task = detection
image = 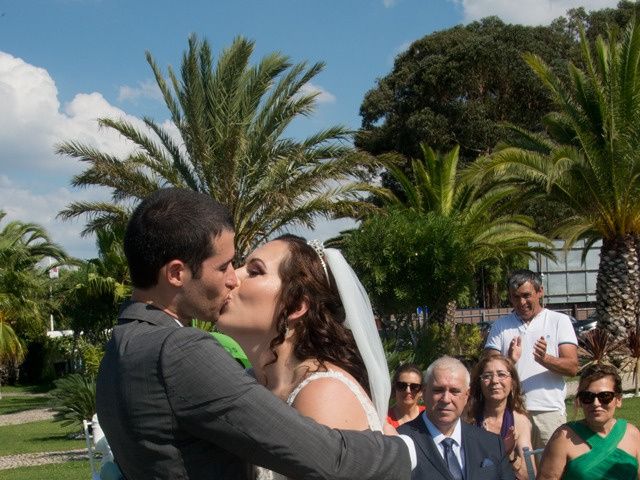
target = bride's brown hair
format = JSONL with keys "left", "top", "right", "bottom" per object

{"left": 265, "top": 234, "right": 370, "bottom": 394}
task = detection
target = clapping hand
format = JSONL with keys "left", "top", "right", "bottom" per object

{"left": 533, "top": 336, "right": 547, "bottom": 365}
{"left": 508, "top": 336, "right": 522, "bottom": 363}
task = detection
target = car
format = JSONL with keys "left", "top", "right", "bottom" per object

{"left": 573, "top": 318, "right": 597, "bottom": 337}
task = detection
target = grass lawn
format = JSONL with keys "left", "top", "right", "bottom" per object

{"left": 566, "top": 394, "right": 640, "bottom": 426}
{"left": 0, "top": 395, "right": 51, "bottom": 415}
{"left": 1, "top": 459, "right": 90, "bottom": 480}
{"left": 1, "top": 383, "right": 55, "bottom": 395}
{"left": 0, "top": 420, "right": 84, "bottom": 456}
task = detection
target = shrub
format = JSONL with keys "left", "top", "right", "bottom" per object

{"left": 414, "top": 322, "right": 483, "bottom": 370}
{"left": 578, "top": 328, "right": 626, "bottom": 369}
{"left": 50, "top": 373, "right": 96, "bottom": 427}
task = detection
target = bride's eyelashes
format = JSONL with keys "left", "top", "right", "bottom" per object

{"left": 246, "top": 259, "right": 266, "bottom": 277}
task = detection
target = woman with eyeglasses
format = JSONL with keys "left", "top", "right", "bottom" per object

{"left": 466, "top": 353, "right": 533, "bottom": 479}
{"left": 537, "top": 363, "right": 640, "bottom": 480}
{"left": 386, "top": 364, "right": 425, "bottom": 428}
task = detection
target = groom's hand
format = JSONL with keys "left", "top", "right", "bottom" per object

{"left": 383, "top": 423, "right": 398, "bottom": 436}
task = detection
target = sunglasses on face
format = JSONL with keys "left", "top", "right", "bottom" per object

{"left": 395, "top": 381, "right": 422, "bottom": 394}
{"left": 577, "top": 390, "right": 617, "bottom": 405}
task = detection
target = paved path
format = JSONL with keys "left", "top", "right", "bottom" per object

{"left": 0, "top": 394, "right": 87, "bottom": 470}
{"left": 0, "top": 392, "right": 49, "bottom": 397}
{"left": 0, "top": 407, "right": 55, "bottom": 426}
{"left": 0, "top": 449, "right": 88, "bottom": 470}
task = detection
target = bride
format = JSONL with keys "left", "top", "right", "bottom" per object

{"left": 217, "top": 234, "right": 390, "bottom": 477}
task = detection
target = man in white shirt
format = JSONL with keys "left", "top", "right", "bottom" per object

{"left": 399, "top": 356, "right": 514, "bottom": 480}
{"left": 484, "top": 270, "right": 578, "bottom": 449}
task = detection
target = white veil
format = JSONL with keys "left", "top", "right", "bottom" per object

{"left": 323, "top": 248, "right": 390, "bottom": 423}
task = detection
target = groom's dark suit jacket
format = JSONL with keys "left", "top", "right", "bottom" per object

{"left": 97, "top": 301, "right": 411, "bottom": 480}
{"left": 398, "top": 415, "right": 514, "bottom": 480}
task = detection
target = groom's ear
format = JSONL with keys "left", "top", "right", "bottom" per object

{"left": 287, "top": 298, "right": 309, "bottom": 321}
{"left": 162, "top": 260, "right": 188, "bottom": 287}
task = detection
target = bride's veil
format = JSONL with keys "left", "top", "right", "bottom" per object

{"left": 324, "top": 248, "right": 391, "bottom": 423}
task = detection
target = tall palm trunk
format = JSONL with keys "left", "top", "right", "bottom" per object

{"left": 428, "top": 300, "right": 458, "bottom": 325}
{"left": 595, "top": 235, "right": 640, "bottom": 338}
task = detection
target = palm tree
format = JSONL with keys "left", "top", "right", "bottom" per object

{"left": 57, "top": 226, "right": 130, "bottom": 344}
{"left": 375, "top": 144, "right": 552, "bottom": 323}
{"left": 57, "top": 36, "right": 380, "bottom": 260}
{"left": 467, "top": 21, "right": 640, "bottom": 337}
{"left": 0, "top": 313, "right": 25, "bottom": 399}
{"left": 0, "top": 212, "right": 68, "bottom": 335}
{"left": 0, "top": 211, "right": 67, "bottom": 389}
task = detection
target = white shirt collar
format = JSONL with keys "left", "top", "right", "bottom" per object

{"left": 422, "top": 411, "right": 463, "bottom": 447}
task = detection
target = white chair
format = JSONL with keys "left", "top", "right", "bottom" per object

{"left": 83, "top": 415, "right": 121, "bottom": 480}
{"left": 82, "top": 419, "right": 101, "bottom": 480}
{"left": 522, "top": 446, "right": 544, "bottom": 480}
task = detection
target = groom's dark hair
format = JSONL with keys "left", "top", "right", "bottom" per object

{"left": 124, "top": 188, "right": 234, "bottom": 288}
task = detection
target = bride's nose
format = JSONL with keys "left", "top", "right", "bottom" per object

{"left": 235, "top": 266, "right": 248, "bottom": 283}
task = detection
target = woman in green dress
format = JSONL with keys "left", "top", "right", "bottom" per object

{"left": 537, "top": 363, "right": 640, "bottom": 479}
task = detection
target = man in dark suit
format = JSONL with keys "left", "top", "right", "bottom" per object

{"left": 97, "top": 188, "right": 413, "bottom": 480}
{"left": 399, "top": 356, "right": 514, "bottom": 480}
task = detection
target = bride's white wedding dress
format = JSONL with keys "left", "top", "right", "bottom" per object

{"left": 255, "top": 370, "right": 382, "bottom": 480}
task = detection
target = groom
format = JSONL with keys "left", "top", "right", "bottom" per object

{"left": 96, "top": 188, "right": 413, "bottom": 480}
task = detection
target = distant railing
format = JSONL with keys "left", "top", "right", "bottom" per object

{"left": 454, "top": 306, "right": 595, "bottom": 324}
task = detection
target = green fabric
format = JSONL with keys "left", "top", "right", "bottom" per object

{"left": 563, "top": 419, "right": 638, "bottom": 480}
{"left": 210, "top": 332, "right": 251, "bottom": 368}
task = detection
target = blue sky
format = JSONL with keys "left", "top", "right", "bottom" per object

{"left": 0, "top": 0, "right": 617, "bottom": 258}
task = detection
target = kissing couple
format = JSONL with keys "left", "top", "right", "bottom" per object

{"left": 96, "top": 188, "right": 414, "bottom": 480}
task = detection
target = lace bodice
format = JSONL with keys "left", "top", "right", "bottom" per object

{"left": 255, "top": 370, "right": 382, "bottom": 480}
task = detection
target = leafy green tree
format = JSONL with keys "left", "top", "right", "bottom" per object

{"left": 346, "top": 145, "right": 551, "bottom": 324}
{"left": 355, "top": 17, "right": 574, "bottom": 164}
{"left": 557, "top": 1, "right": 640, "bottom": 43}
{"left": 467, "top": 21, "right": 640, "bottom": 337}
{"left": 57, "top": 36, "right": 380, "bottom": 260}
{"left": 345, "top": 208, "right": 474, "bottom": 320}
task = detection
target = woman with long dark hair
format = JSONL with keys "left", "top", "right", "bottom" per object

{"left": 217, "top": 234, "right": 389, "bottom": 479}
{"left": 466, "top": 353, "right": 533, "bottom": 479}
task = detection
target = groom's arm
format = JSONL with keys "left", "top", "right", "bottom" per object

{"left": 162, "top": 327, "right": 412, "bottom": 480}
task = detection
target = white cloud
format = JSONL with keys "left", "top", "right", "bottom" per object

{"left": 300, "top": 82, "right": 336, "bottom": 104}
{"left": 0, "top": 176, "right": 108, "bottom": 259}
{"left": 117, "top": 78, "right": 162, "bottom": 103}
{"left": 451, "top": 0, "right": 618, "bottom": 25}
{"left": 383, "top": 0, "right": 399, "bottom": 7}
{"left": 0, "top": 51, "right": 142, "bottom": 174}
{"left": 0, "top": 50, "right": 147, "bottom": 258}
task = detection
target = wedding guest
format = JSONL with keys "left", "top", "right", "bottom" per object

{"left": 399, "top": 356, "right": 515, "bottom": 480}
{"left": 388, "top": 364, "right": 426, "bottom": 428}
{"left": 484, "top": 270, "right": 578, "bottom": 449}
{"left": 537, "top": 363, "right": 640, "bottom": 480}
{"left": 466, "top": 354, "right": 533, "bottom": 479}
